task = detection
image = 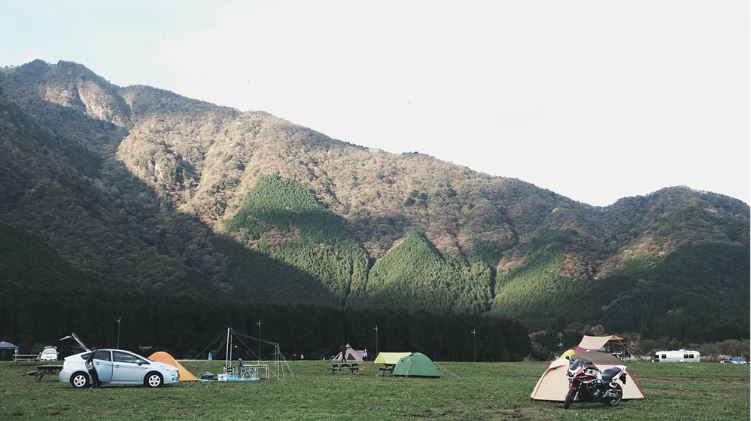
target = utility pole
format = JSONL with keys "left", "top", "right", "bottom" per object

{"left": 373, "top": 325, "right": 379, "bottom": 355}
{"left": 116, "top": 316, "right": 121, "bottom": 349}
{"left": 471, "top": 329, "right": 477, "bottom": 362}
{"left": 256, "top": 320, "right": 262, "bottom": 364}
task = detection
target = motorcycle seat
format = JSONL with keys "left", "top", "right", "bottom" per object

{"left": 601, "top": 367, "right": 622, "bottom": 382}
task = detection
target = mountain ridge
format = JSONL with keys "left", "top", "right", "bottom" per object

{"left": 0, "top": 59, "right": 747, "bottom": 341}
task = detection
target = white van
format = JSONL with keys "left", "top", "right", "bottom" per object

{"left": 39, "top": 346, "right": 59, "bottom": 361}
{"left": 652, "top": 350, "right": 701, "bottom": 363}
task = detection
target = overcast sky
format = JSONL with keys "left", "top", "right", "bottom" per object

{"left": 2, "top": 0, "right": 748, "bottom": 206}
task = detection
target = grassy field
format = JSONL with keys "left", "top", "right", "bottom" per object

{"left": 0, "top": 360, "right": 747, "bottom": 420}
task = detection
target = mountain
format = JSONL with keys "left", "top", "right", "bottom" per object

{"left": 0, "top": 60, "right": 748, "bottom": 342}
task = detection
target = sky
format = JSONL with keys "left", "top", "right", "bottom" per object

{"left": 2, "top": 0, "right": 748, "bottom": 206}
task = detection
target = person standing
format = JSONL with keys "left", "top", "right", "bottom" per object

{"left": 339, "top": 344, "right": 347, "bottom": 362}
{"left": 86, "top": 347, "right": 101, "bottom": 389}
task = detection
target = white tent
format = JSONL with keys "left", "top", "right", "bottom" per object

{"left": 530, "top": 352, "right": 645, "bottom": 401}
{"left": 333, "top": 345, "right": 364, "bottom": 362}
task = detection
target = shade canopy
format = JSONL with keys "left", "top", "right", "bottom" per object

{"left": 0, "top": 341, "right": 18, "bottom": 350}
{"left": 577, "top": 335, "right": 624, "bottom": 351}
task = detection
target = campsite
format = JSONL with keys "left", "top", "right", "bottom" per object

{"left": 0, "top": 359, "right": 747, "bottom": 419}
{"left": 0, "top": 2, "right": 748, "bottom": 420}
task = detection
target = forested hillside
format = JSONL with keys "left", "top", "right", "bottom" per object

{"left": 0, "top": 60, "right": 748, "bottom": 347}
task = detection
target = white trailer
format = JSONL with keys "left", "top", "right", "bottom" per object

{"left": 652, "top": 350, "right": 701, "bottom": 363}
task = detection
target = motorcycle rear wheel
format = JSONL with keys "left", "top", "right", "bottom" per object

{"left": 563, "top": 389, "right": 577, "bottom": 409}
{"left": 604, "top": 384, "right": 623, "bottom": 406}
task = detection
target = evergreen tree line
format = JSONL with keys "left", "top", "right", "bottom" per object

{"left": 0, "top": 287, "right": 531, "bottom": 362}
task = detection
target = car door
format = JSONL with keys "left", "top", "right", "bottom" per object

{"left": 112, "top": 351, "right": 150, "bottom": 384}
{"left": 92, "top": 350, "right": 113, "bottom": 383}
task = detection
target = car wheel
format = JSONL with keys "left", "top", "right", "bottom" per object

{"left": 70, "top": 372, "right": 90, "bottom": 389}
{"left": 145, "top": 372, "right": 163, "bottom": 387}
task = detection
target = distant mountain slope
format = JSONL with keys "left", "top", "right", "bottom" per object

{"left": 349, "top": 231, "right": 493, "bottom": 313}
{"left": 0, "top": 221, "right": 112, "bottom": 291}
{"left": 223, "top": 175, "right": 368, "bottom": 305}
{"left": 0, "top": 60, "right": 748, "bottom": 341}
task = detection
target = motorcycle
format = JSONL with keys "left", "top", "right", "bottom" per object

{"left": 563, "top": 356, "right": 627, "bottom": 409}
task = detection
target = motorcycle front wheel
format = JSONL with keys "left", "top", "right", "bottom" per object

{"left": 604, "top": 384, "right": 623, "bottom": 406}
{"left": 563, "top": 389, "right": 577, "bottom": 409}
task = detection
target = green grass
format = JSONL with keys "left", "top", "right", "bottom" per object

{"left": 0, "top": 360, "right": 747, "bottom": 420}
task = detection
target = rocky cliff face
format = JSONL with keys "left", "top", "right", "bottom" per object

{"left": 0, "top": 60, "right": 747, "bottom": 337}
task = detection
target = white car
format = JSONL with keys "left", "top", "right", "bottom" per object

{"left": 59, "top": 349, "right": 179, "bottom": 388}
{"left": 39, "top": 346, "right": 59, "bottom": 361}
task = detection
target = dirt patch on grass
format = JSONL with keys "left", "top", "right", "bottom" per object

{"left": 490, "top": 407, "right": 556, "bottom": 420}
{"left": 48, "top": 405, "right": 71, "bottom": 416}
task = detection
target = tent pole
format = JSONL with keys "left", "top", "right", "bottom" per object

{"left": 225, "top": 327, "right": 230, "bottom": 372}
{"left": 276, "top": 344, "right": 281, "bottom": 379}
{"left": 256, "top": 320, "right": 261, "bottom": 365}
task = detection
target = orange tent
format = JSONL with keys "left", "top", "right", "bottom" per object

{"left": 148, "top": 351, "right": 198, "bottom": 382}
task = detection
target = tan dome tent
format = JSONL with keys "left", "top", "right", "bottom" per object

{"left": 148, "top": 351, "right": 198, "bottom": 382}
{"left": 530, "top": 351, "right": 644, "bottom": 401}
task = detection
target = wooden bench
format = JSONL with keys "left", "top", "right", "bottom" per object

{"left": 27, "top": 365, "right": 63, "bottom": 382}
{"left": 377, "top": 364, "right": 395, "bottom": 376}
{"left": 331, "top": 363, "right": 361, "bottom": 374}
{"left": 14, "top": 354, "right": 39, "bottom": 365}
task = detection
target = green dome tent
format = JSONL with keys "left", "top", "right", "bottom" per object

{"left": 393, "top": 352, "right": 440, "bottom": 378}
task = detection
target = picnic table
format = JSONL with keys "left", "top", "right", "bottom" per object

{"left": 330, "top": 362, "right": 361, "bottom": 374}
{"left": 27, "top": 365, "right": 63, "bottom": 382}
{"left": 377, "top": 364, "right": 395, "bottom": 376}
{"left": 14, "top": 354, "right": 39, "bottom": 365}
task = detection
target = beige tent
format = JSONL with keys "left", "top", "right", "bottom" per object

{"left": 578, "top": 335, "right": 624, "bottom": 351}
{"left": 374, "top": 352, "right": 411, "bottom": 365}
{"left": 530, "top": 352, "right": 644, "bottom": 401}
